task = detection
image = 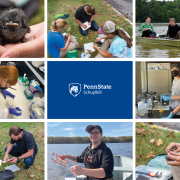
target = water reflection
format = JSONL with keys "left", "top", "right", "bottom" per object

{"left": 136, "top": 23, "right": 180, "bottom": 58}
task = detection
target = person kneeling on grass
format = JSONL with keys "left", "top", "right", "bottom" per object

{"left": 166, "top": 142, "right": 180, "bottom": 180}
{"left": 93, "top": 21, "right": 132, "bottom": 58}
{"left": 47, "top": 19, "right": 83, "bottom": 58}
{"left": 74, "top": 5, "right": 99, "bottom": 36}
{"left": 4, "top": 126, "right": 38, "bottom": 170}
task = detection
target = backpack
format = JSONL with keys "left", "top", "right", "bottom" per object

{"left": 0, "top": 170, "right": 15, "bottom": 180}
{"left": 136, "top": 154, "right": 173, "bottom": 180}
{"left": 67, "top": 49, "right": 78, "bottom": 58}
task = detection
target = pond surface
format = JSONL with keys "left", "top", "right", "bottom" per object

{"left": 136, "top": 23, "right": 180, "bottom": 58}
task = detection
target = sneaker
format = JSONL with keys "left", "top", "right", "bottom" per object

{"left": 76, "top": 44, "right": 84, "bottom": 51}
{"left": 23, "top": 165, "right": 30, "bottom": 170}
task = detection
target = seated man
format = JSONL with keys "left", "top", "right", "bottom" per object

{"left": 167, "top": 18, "right": 180, "bottom": 39}
{"left": 4, "top": 126, "right": 38, "bottom": 170}
{"left": 74, "top": 5, "right": 99, "bottom": 36}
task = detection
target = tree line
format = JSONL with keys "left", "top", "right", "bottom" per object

{"left": 47, "top": 136, "right": 132, "bottom": 144}
{"left": 136, "top": 0, "right": 180, "bottom": 23}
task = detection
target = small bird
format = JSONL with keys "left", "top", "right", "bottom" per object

{"left": 0, "top": 8, "right": 31, "bottom": 45}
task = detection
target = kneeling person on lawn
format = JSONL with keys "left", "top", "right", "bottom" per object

{"left": 74, "top": 5, "right": 99, "bottom": 36}
{"left": 4, "top": 126, "right": 38, "bottom": 170}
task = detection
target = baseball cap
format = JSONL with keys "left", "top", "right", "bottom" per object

{"left": 98, "top": 21, "right": 116, "bottom": 34}
{"left": 86, "top": 125, "right": 103, "bottom": 134}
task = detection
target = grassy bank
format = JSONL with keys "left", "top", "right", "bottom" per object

{"left": 0, "top": 122, "right": 44, "bottom": 180}
{"left": 47, "top": 0, "right": 133, "bottom": 58}
{"left": 29, "top": 0, "right": 44, "bottom": 25}
{"left": 136, "top": 122, "right": 180, "bottom": 167}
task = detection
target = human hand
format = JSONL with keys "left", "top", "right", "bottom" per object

{"left": 67, "top": 35, "right": 72, "bottom": 41}
{"left": 10, "top": 157, "right": 18, "bottom": 164}
{"left": 162, "top": 93, "right": 169, "bottom": 97}
{"left": 166, "top": 151, "right": 180, "bottom": 166}
{"left": 167, "top": 35, "right": 169, "bottom": 37}
{"left": 4, "top": 154, "right": 9, "bottom": 162}
{"left": 93, "top": 44, "right": 98, "bottom": 50}
{"left": 95, "top": 38, "right": 101, "bottom": 42}
{"left": 9, "top": 107, "right": 22, "bottom": 116}
{"left": 1, "top": 90, "right": 15, "bottom": 99}
{"left": 0, "top": 22, "right": 44, "bottom": 58}
{"left": 89, "top": 22, "right": 91, "bottom": 26}
{"left": 166, "top": 142, "right": 180, "bottom": 154}
{"left": 71, "top": 165, "right": 83, "bottom": 176}
{"left": 82, "top": 24, "right": 87, "bottom": 29}
{"left": 142, "top": 28, "right": 147, "bottom": 31}
{"left": 163, "top": 96, "right": 171, "bottom": 101}
{"left": 61, "top": 155, "right": 67, "bottom": 160}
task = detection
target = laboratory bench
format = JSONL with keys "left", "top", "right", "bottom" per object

{"left": 139, "top": 109, "right": 171, "bottom": 119}
{"left": 0, "top": 61, "right": 44, "bottom": 119}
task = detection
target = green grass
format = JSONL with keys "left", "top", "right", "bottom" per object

{"left": 0, "top": 122, "right": 44, "bottom": 180}
{"left": 47, "top": 0, "right": 133, "bottom": 58}
{"left": 29, "top": 0, "right": 44, "bottom": 25}
{"left": 136, "top": 122, "right": 180, "bottom": 167}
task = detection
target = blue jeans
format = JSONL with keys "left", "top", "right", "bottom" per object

{"left": 79, "top": 20, "right": 99, "bottom": 36}
{"left": 5, "top": 145, "right": 38, "bottom": 167}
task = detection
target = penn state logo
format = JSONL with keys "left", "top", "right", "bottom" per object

{"left": 69, "top": 83, "right": 81, "bottom": 97}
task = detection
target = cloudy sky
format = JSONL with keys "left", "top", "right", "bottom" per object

{"left": 47, "top": 122, "right": 132, "bottom": 137}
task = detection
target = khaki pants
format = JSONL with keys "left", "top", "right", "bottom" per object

{"left": 95, "top": 38, "right": 116, "bottom": 58}
{"left": 171, "top": 166, "right": 180, "bottom": 180}
{"left": 60, "top": 37, "right": 79, "bottom": 58}
{"left": 175, "top": 31, "right": 180, "bottom": 39}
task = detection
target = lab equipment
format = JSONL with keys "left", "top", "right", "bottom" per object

{"left": 29, "top": 83, "right": 41, "bottom": 94}
{"left": 32, "top": 61, "right": 44, "bottom": 68}
{"left": 6, "top": 99, "right": 22, "bottom": 115}
{"left": 153, "top": 100, "right": 158, "bottom": 109}
{"left": 30, "top": 107, "right": 44, "bottom": 119}
{"left": 7, "top": 62, "right": 16, "bottom": 66}
{"left": 1, "top": 90, "right": 15, "bottom": 99}
{"left": 18, "top": 74, "right": 29, "bottom": 86}
{"left": 138, "top": 102, "right": 145, "bottom": 116}
{"left": 30, "top": 80, "right": 43, "bottom": 92}
{"left": 29, "top": 96, "right": 44, "bottom": 111}
{"left": 24, "top": 86, "right": 34, "bottom": 99}
{"left": 144, "top": 102, "right": 148, "bottom": 113}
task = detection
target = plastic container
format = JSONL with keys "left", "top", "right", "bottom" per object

{"left": 6, "top": 99, "right": 15, "bottom": 108}
{"left": 29, "top": 83, "right": 41, "bottom": 94}
{"left": 138, "top": 102, "right": 145, "bottom": 116}
{"left": 144, "top": 102, "right": 148, "bottom": 113}
{"left": 7, "top": 62, "right": 16, "bottom": 66}
{"left": 32, "top": 107, "right": 44, "bottom": 119}
{"left": 24, "top": 86, "right": 34, "bottom": 99}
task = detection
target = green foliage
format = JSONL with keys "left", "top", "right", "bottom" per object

{"left": 136, "top": 0, "right": 180, "bottom": 23}
{"left": 47, "top": 136, "right": 132, "bottom": 144}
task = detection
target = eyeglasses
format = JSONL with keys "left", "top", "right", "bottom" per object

{"left": 89, "top": 131, "right": 100, "bottom": 135}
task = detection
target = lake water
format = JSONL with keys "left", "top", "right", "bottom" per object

{"left": 136, "top": 23, "right": 180, "bottom": 58}
{"left": 48, "top": 143, "right": 132, "bottom": 180}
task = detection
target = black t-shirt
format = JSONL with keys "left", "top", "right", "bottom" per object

{"left": 167, "top": 24, "right": 180, "bottom": 38}
{"left": 10, "top": 129, "right": 38, "bottom": 154}
{"left": 77, "top": 142, "right": 114, "bottom": 180}
{"left": 75, "top": 5, "right": 93, "bottom": 23}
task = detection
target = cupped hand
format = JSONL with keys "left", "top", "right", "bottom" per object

{"left": 71, "top": 165, "right": 83, "bottom": 176}
{"left": 4, "top": 154, "right": 9, "bottom": 162}
{"left": 95, "top": 38, "right": 101, "bottom": 42}
{"left": 10, "top": 157, "right": 18, "bottom": 164}
{"left": 93, "top": 44, "right": 98, "bottom": 50}
{"left": 166, "top": 151, "right": 180, "bottom": 166}
{"left": 0, "top": 22, "right": 44, "bottom": 58}
{"left": 166, "top": 142, "right": 180, "bottom": 154}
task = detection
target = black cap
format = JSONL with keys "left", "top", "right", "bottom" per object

{"left": 86, "top": 125, "right": 103, "bottom": 134}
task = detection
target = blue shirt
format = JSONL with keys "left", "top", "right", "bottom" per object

{"left": 108, "top": 36, "right": 132, "bottom": 58}
{"left": 47, "top": 30, "right": 65, "bottom": 58}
